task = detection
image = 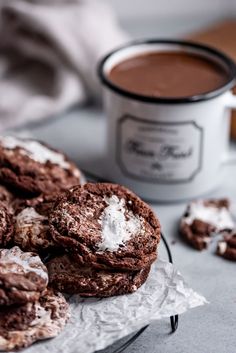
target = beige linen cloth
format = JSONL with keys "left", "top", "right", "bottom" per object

{"left": 0, "top": 0, "right": 126, "bottom": 130}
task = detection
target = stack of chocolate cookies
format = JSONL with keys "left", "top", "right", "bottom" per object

{"left": 0, "top": 247, "right": 70, "bottom": 351}
{"left": 0, "top": 136, "right": 161, "bottom": 351}
{"left": 0, "top": 136, "right": 83, "bottom": 351}
{"left": 47, "top": 183, "right": 161, "bottom": 297}
{"left": 0, "top": 136, "right": 83, "bottom": 252}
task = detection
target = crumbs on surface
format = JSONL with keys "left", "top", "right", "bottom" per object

{"left": 184, "top": 201, "right": 234, "bottom": 231}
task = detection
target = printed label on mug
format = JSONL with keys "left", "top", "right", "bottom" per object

{"left": 117, "top": 115, "right": 203, "bottom": 183}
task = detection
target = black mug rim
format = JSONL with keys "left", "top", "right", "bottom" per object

{"left": 97, "top": 39, "right": 236, "bottom": 104}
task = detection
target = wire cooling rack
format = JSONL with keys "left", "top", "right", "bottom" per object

{"left": 100, "top": 233, "right": 179, "bottom": 353}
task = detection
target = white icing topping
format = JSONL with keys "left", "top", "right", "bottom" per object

{"left": 30, "top": 303, "right": 51, "bottom": 326}
{"left": 0, "top": 336, "right": 8, "bottom": 350}
{"left": 0, "top": 292, "right": 70, "bottom": 351}
{"left": 16, "top": 207, "right": 47, "bottom": 226}
{"left": 0, "top": 136, "right": 70, "bottom": 169}
{"left": 98, "top": 195, "right": 142, "bottom": 252}
{"left": 0, "top": 246, "right": 48, "bottom": 281}
{"left": 218, "top": 241, "right": 227, "bottom": 255}
{"left": 184, "top": 201, "right": 234, "bottom": 231}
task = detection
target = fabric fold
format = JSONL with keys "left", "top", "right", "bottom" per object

{"left": 0, "top": 0, "right": 127, "bottom": 129}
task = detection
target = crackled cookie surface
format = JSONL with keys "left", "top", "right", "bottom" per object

{"left": 0, "top": 247, "right": 48, "bottom": 306}
{"left": 217, "top": 232, "right": 236, "bottom": 261}
{"left": 0, "top": 202, "right": 14, "bottom": 247}
{"left": 14, "top": 206, "right": 55, "bottom": 252}
{"left": 47, "top": 254, "right": 150, "bottom": 297}
{"left": 180, "top": 199, "right": 234, "bottom": 250}
{"left": 13, "top": 192, "right": 60, "bottom": 252}
{"left": 13, "top": 192, "right": 59, "bottom": 217}
{"left": 0, "top": 136, "right": 82, "bottom": 196}
{"left": 50, "top": 183, "right": 161, "bottom": 270}
{"left": 0, "top": 185, "right": 14, "bottom": 205}
{"left": 0, "top": 289, "right": 70, "bottom": 351}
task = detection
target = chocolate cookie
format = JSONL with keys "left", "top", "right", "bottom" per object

{"left": 180, "top": 198, "right": 234, "bottom": 250}
{"left": 0, "top": 185, "right": 14, "bottom": 205}
{"left": 0, "top": 247, "right": 48, "bottom": 306}
{"left": 0, "top": 136, "right": 82, "bottom": 197}
{"left": 49, "top": 183, "right": 160, "bottom": 271}
{"left": 0, "top": 202, "right": 14, "bottom": 247}
{"left": 217, "top": 232, "right": 236, "bottom": 261}
{"left": 0, "top": 289, "right": 70, "bottom": 351}
{"left": 12, "top": 192, "right": 58, "bottom": 217}
{"left": 14, "top": 206, "right": 55, "bottom": 252}
{"left": 47, "top": 254, "right": 150, "bottom": 297}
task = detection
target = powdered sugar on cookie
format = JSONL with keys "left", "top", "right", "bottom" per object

{"left": 0, "top": 136, "right": 70, "bottom": 169}
{"left": 98, "top": 195, "right": 143, "bottom": 252}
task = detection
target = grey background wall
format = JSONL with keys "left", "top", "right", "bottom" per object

{"left": 109, "top": 0, "right": 235, "bottom": 37}
{"left": 110, "top": 0, "right": 233, "bottom": 21}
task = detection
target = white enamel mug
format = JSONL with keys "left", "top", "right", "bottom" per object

{"left": 98, "top": 40, "right": 236, "bottom": 202}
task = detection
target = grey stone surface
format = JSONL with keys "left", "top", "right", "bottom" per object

{"left": 14, "top": 106, "right": 236, "bottom": 353}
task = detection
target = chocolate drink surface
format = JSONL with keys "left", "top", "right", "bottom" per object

{"left": 108, "top": 51, "right": 229, "bottom": 98}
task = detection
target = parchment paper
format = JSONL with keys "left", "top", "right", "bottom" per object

{"left": 21, "top": 259, "right": 207, "bottom": 353}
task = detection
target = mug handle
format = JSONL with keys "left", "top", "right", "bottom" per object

{"left": 224, "top": 91, "right": 236, "bottom": 109}
{"left": 221, "top": 91, "right": 236, "bottom": 165}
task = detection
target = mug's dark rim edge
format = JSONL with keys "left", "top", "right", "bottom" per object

{"left": 97, "top": 39, "right": 236, "bottom": 104}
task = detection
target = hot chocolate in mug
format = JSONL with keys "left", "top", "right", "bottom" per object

{"left": 98, "top": 40, "right": 236, "bottom": 202}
